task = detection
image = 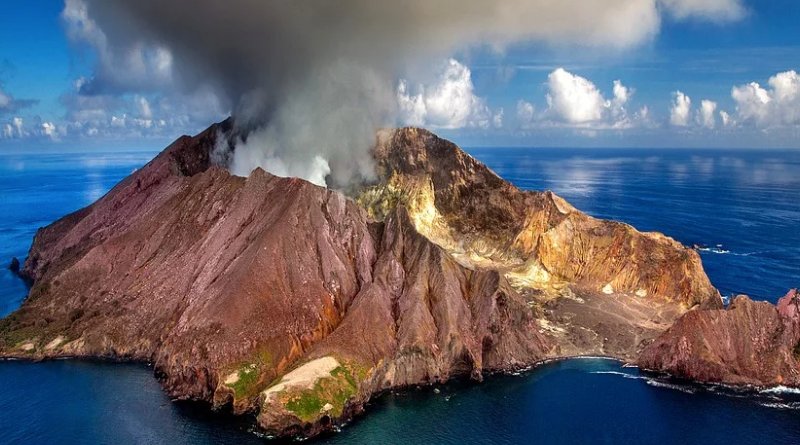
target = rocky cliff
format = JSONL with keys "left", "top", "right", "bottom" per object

{"left": 639, "top": 289, "right": 800, "bottom": 385}
{"left": 0, "top": 121, "right": 751, "bottom": 438}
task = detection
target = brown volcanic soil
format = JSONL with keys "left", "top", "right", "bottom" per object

{"left": 1, "top": 121, "right": 779, "bottom": 439}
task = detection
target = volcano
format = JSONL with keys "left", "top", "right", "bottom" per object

{"left": 2, "top": 120, "right": 798, "bottom": 438}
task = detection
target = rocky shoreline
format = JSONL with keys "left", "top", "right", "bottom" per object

{"left": 1, "top": 120, "right": 797, "bottom": 439}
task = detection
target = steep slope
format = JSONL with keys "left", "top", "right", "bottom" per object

{"left": 639, "top": 289, "right": 800, "bottom": 386}
{"left": 2, "top": 120, "right": 382, "bottom": 409}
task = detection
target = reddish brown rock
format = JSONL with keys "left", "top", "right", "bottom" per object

{"left": 638, "top": 289, "right": 800, "bottom": 386}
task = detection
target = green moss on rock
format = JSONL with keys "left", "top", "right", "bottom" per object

{"left": 282, "top": 366, "right": 358, "bottom": 423}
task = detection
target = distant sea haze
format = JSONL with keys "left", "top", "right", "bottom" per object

{"left": 0, "top": 147, "right": 799, "bottom": 444}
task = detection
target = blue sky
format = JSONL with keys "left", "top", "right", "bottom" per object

{"left": 1, "top": 0, "right": 799, "bottom": 151}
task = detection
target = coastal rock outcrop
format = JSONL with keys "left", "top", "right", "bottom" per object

{"left": 0, "top": 121, "right": 732, "bottom": 438}
{"left": 639, "top": 289, "right": 800, "bottom": 386}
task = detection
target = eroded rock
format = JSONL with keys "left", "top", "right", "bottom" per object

{"left": 639, "top": 289, "right": 800, "bottom": 386}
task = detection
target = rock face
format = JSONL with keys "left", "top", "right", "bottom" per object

{"left": 639, "top": 289, "right": 800, "bottom": 386}
{"left": 0, "top": 122, "right": 736, "bottom": 438}
{"left": 359, "top": 128, "right": 722, "bottom": 360}
{"left": 360, "top": 128, "right": 721, "bottom": 309}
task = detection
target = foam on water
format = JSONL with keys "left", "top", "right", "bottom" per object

{"left": 761, "top": 385, "right": 800, "bottom": 395}
{"left": 589, "top": 371, "right": 644, "bottom": 380}
{"left": 759, "top": 402, "right": 800, "bottom": 410}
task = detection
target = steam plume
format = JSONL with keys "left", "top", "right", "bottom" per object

{"left": 77, "top": 0, "right": 744, "bottom": 186}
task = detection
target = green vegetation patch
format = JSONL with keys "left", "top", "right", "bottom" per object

{"left": 0, "top": 314, "right": 47, "bottom": 351}
{"left": 282, "top": 366, "right": 358, "bottom": 423}
{"left": 226, "top": 349, "right": 275, "bottom": 399}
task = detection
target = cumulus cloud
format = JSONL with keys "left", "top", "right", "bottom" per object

{"left": 660, "top": 0, "right": 745, "bottom": 21}
{"left": 41, "top": 122, "right": 58, "bottom": 140}
{"left": 397, "top": 59, "right": 497, "bottom": 130}
{"left": 520, "top": 68, "right": 639, "bottom": 131}
{"left": 731, "top": 70, "right": 800, "bottom": 128}
{"left": 0, "top": 116, "right": 63, "bottom": 141}
{"left": 697, "top": 99, "right": 718, "bottom": 129}
{"left": 546, "top": 68, "right": 607, "bottom": 124}
{"left": 11, "top": 117, "right": 24, "bottom": 138}
{"left": 670, "top": 91, "right": 692, "bottom": 126}
{"left": 516, "top": 100, "right": 537, "bottom": 128}
{"left": 58, "top": 81, "right": 226, "bottom": 140}
{"left": 719, "top": 110, "right": 734, "bottom": 127}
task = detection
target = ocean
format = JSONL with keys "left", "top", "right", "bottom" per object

{"left": 1, "top": 147, "right": 799, "bottom": 444}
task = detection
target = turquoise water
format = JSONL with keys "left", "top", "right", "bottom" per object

{"left": 1, "top": 148, "right": 799, "bottom": 444}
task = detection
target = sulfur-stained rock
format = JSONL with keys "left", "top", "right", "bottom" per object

{"left": 360, "top": 128, "right": 721, "bottom": 309}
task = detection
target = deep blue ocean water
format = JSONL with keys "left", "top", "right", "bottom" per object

{"left": 1, "top": 148, "right": 799, "bottom": 444}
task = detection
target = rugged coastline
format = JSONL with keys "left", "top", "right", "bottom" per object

{"left": 1, "top": 120, "right": 797, "bottom": 438}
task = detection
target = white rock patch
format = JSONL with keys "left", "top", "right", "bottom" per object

{"left": 262, "top": 356, "right": 341, "bottom": 401}
{"left": 602, "top": 284, "right": 615, "bottom": 295}
{"left": 44, "top": 336, "right": 65, "bottom": 351}
{"left": 224, "top": 372, "right": 240, "bottom": 385}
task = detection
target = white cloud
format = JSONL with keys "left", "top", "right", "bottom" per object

{"left": 516, "top": 100, "right": 536, "bottom": 128}
{"left": 719, "top": 110, "right": 733, "bottom": 127}
{"left": 492, "top": 108, "right": 504, "bottom": 128}
{"left": 659, "top": 0, "right": 746, "bottom": 21}
{"left": 670, "top": 91, "right": 692, "bottom": 126}
{"left": 612, "top": 80, "right": 632, "bottom": 109}
{"left": 697, "top": 99, "right": 717, "bottom": 129}
{"left": 1, "top": 116, "right": 66, "bottom": 141}
{"left": 1, "top": 117, "right": 28, "bottom": 139}
{"left": 396, "top": 80, "right": 426, "bottom": 127}
{"left": 524, "top": 68, "right": 638, "bottom": 131}
{"left": 397, "top": 58, "right": 495, "bottom": 129}
{"left": 12, "top": 117, "right": 24, "bottom": 137}
{"left": 546, "top": 68, "right": 606, "bottom": 124}
{"left": 57, "top": 76, "right": 226, "bottom": 140}
{"left": 41, "top": 122, "right": 58, "bottom": 140}
{"left": 731, "top": 70, "right": 800, "bottom": 128}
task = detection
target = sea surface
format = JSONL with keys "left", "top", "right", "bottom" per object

{"left": 1, "top": 147, "right": 799, "bottom": 444}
